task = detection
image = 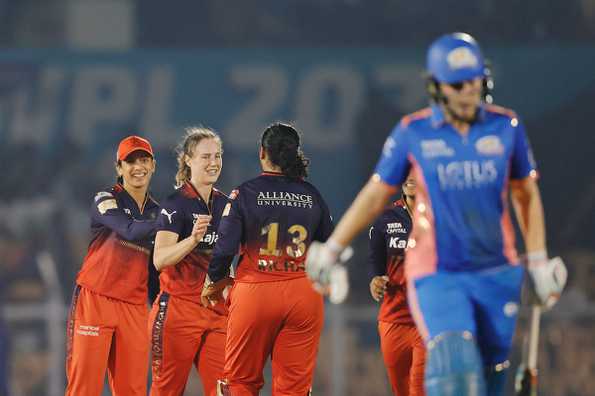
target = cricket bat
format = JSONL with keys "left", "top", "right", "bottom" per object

{"left": 514, "top": 305, "right": 541, "bottom": 396}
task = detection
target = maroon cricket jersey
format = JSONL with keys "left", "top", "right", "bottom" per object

{"left": 156, "top": 182, "right": 229, "bottom": 308}
{"left": 208, "top": 171, "right": 333, "bottom": 283}
{"left": 76, "top": 184, "right": 158, "bottom": 305}
{"left": 368, "top": 199, "right": 414, "bottom": 324}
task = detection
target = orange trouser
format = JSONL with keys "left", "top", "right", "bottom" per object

{"left": 378, "top": 321, "right": 426, "bottom": 396}
{"left": 148, "top": 292, "right": 227, "bottom": 396}
{"left": 223, "top": 277, "right": 323, "bottom": 396}
{"left": 65, "top": 285, "right": 149, "bottom": 396}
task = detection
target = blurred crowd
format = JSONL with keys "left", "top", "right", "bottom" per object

{"left": 0, "top": 0, "right": 595, "bottom": 47}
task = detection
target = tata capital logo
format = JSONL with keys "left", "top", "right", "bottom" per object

{"left": 386, "top": 222, "right": 407, "bottom": 234}
{"left": 447, "top": 47, "right": 479, "bottom": 70}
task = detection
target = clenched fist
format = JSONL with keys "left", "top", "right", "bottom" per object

{"left": 369, "top": 275, "right": 389, "bottom": 302}
{"left": 192, "top": 214, "right": 212, "bottom": 244}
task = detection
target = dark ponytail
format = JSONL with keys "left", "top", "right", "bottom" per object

{"left": 261, "top": 123, "right": 309, "bottom": 179}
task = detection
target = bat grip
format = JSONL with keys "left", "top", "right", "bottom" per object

{"left": 527, "top": 305, "right": 542, "bottom": 370}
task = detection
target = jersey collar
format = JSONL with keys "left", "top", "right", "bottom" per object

{"left": 430, "top": 103, "right": 487, "bottom": 128}
{"left": 261, "top": 171, "right": 284, "bottom": 177}
{"left": 114, "top": 183, "right": 156, "bottom": 214}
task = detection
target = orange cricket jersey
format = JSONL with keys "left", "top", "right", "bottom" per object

{"left": 207, "top": 172, "right": 334, "bottom": 284}
{"left": 76, "top": 184, "right": 159, "bottom": 305}
{"left": 156, "top": 183, "right": 230, "bottom": 312}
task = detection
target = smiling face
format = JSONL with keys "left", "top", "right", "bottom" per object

{"left": 439, "top": 77, "right": 483, "bottom": 122}
{"left": 186, "top": 138, "right": 222, "bottom": 187}
{"left": 402, "top": 177, "right": 416, "bottom": 198}
{"left": 117, "top": 150, "right": 155, "bottom": 190}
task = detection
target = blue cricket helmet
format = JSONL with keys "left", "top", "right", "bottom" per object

{"left": 427, "top": 33, "right": 486, "bottom": 84}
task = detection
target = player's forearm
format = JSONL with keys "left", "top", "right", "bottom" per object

{"left": 97, "top": 209, "right": 156, "bottom": 241}
{"left": 524, "top": 191, "right": 546, "bottom": 254}
{"left": 153, "top": 236, "right": 198, "bottom": 271}
{"left": 330, "top": 177, "right": 396, "bottom": 248}
{"left": 119, "top": 220, "right": 157, "bottom": 241}
{"left": 208, "top": 255, "right": 234, "bottom": 283}
{"left": 511, "top": 179, "right": 546, "bottom": 254}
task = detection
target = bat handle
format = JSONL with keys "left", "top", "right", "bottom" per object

{"left": 515, "top": 305, "right": 542, "bottom": 396}
{"left": 527, "top": 305, "right": 542, "bottom": 370}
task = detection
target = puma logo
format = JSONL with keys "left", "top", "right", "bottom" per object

{"left": 161, "top": 209, "right": 177, "bottom": 224}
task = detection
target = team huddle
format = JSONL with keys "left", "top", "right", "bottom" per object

{"left": 65, "top": 33, "right": 567, "bottom": 396}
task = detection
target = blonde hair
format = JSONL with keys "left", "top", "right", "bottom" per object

{"left": 175, "top": 127, "right": 222, "bottom": 187}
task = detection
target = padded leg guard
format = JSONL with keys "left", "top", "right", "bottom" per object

{"left": 485, "top": 361, "right": 510, "bottom": 396}
{"left": 425, "top": 331, "right": 487, "bottom": 396}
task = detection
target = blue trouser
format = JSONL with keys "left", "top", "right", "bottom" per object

{"left": 411, "top": 265, "right": 524, "bottom": 396}
{"left": 412, "top": 265, "right": 524, "bottom": 365}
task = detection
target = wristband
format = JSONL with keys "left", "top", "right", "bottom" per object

{"left": 326, "top": 238, "right": 345, "bottom": 255}
{"left": 527, "top": 250, "right": 547, "bottom": 268}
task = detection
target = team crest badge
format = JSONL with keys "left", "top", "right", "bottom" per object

{"left": 475, "top": 135, "right": 504, "bottom": 156}
{"left": 447, "top": 47, "right": 479, "bottom": 70}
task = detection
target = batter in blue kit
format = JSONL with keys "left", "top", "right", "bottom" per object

{"left": 374, "top": 33, "right": 537, "bottom": 395}
{"left": 306, "top": 32, "right": 567, "bottom": 396}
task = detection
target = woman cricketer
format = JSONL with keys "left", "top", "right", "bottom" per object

{"left": 203, "top": 123, "right": 333, "bottom": 396}
{"left": 66, "top": 135, "right": 159, "bottom": 396}
{"left": 149, "top": 127, "right": 231, "bottom": 396}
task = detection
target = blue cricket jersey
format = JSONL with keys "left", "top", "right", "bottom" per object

{"left": 374, "top": 104, "right": 536, "bottom": 278}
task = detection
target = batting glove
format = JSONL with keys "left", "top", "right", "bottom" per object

{"left": 527, "top": 251, "right": 568, "bottom": 309}
{"left": 305, "top": 240, "right": 352, "bottom": 304}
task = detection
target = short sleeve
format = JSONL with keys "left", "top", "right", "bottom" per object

{"left": 374, "top": 122, "right": 412, "bottom": 186}
{"left": 509, "top": 117, "right": 537, "bottom": 180}
{"left": 157, "top": 197, "right": 184, "bottom": 235}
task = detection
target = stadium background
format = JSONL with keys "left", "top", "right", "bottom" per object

{"left": 0, "top": 0, "right": 594, "bottom": 395}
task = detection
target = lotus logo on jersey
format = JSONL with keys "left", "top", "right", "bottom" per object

{"left": 161, "top": 209, "right": 177, "bottom": 224}
{"left": 475, "top": 135, "right": 504, "bottom": 156}
{"left": 447, "top": 47, "right": 479, "bottom": 70}
{"left": 437, "top": 160, "right": 498, "bottom": 190}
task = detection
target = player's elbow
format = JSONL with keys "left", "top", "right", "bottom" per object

{"left": 363, "top": 178, "right": 395, "bottom": 215}
{"left": 153, "top": 251, "right": 165, "bottom": 271}
{"left": 511, "top": 178, "right": 539, "bottom": 206}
